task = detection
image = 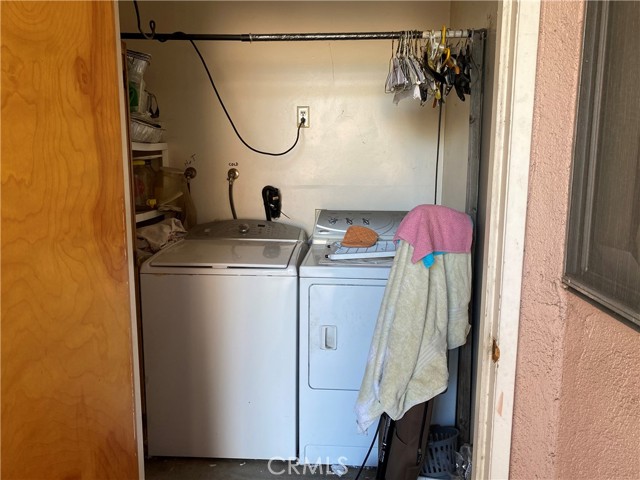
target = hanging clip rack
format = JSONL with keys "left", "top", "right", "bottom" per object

{"left": 120, "top": 29, "right": 472, "bottom": 42}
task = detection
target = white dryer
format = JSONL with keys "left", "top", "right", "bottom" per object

{"left": 298, "top": 210, "right": 404, "bottom": 467}
{"left": 298, "top": 210, "right": 459, "bottom": 468}
{"left": 140, "top": 219, "right": 307, "bottom": 460}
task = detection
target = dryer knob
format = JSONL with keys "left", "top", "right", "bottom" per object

{"left": 239, "top": 223, "right": 250, "bottom": 234}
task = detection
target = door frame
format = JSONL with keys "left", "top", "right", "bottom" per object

{"left": 472, "top": 0, "right": 541, "bottom": 478}
{"left": 113, "top": 6, "right": 146, "bottom": 479}
{"left": 112, "top": 1, "right": 543, "bottom": 478}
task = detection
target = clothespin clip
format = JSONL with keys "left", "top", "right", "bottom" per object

{"left": 440, "top": 25, "right": 451, "bottom": 66}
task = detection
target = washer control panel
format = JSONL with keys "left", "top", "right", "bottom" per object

{"left": 188, "top": 219, "right": 306, "bottom": 242}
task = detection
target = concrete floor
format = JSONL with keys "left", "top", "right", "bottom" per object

{"left": 145, "top": 457, "right": 378, "bottom": 479}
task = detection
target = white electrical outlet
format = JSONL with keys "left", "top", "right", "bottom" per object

{"left": 297, "top": 106, "right": 310, "bottom": 128}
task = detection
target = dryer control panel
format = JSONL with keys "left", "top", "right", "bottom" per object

{"left": 311, "top": 210, "right": 407, "bottom": 244}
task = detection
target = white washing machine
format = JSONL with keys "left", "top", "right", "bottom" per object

{"left": 298, "top": 210, "right": 459, "bottom": 468}
{"left": 139, "top": 219, "right": 307, "bottom": 460}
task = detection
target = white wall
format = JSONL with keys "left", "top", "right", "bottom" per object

{"left": 119, "top": 1, "right": 459, "bottom": 235}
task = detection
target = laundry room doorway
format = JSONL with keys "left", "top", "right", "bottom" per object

{"left": 115, "top": 1, "right": 542, "bottom": 478}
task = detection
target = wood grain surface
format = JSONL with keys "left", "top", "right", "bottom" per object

{"left": 1, "top": 2, "right": 138, "bottom": 478}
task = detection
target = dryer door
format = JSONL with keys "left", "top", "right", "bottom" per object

{"left": 308, "top": 283, "right": 385, "bottom": 390}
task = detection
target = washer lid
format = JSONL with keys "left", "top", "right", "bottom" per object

{"left": 148, "top": 239, "right": 297, "bottom": 269}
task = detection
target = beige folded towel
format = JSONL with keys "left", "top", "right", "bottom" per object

{"left": 355, "top": 240, "right": 471, "bottom": 433}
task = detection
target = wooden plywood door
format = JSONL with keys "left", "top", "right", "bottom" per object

{"left": 1, "top": 2, "right": 139, "bottom": 478}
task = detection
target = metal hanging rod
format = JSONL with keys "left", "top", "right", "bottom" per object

{"left": 120, "top": 29, "right": 473, "bottom": 42}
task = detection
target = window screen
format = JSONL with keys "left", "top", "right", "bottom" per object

{"left": 564, "top": 0, "right": 640, "bottom": 326}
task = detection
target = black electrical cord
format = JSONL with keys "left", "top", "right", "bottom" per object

{"left": 187, "top": 38, "right": 304, "bottom": 156}
{"left": 133, "top": 0, "right": 156, "bottom": 39}
{"left": 131, "top": 1, "right": 304, "bottom": 156}
{"left": 354, "top": 417, "right": 383, "bottom": 480}
{"left": 434, "top": 100, "right": 443, "bottom": 204}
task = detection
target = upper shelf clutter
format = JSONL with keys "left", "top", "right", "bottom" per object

{"left": 132, "top": 141, "right": 168, "bottom": 152}
{"left": 127, "top": 49, "right": 164, "bottom": 143}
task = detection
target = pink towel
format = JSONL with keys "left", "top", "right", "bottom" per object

{"left": 394, "top": 205, "right": 472, "bottom": 263}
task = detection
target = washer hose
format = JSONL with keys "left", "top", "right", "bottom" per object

{"left": 227, "top": 168, "right": 239, "bottom": 219}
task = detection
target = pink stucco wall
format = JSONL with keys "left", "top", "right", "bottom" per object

{"left": 511, "top": 1, "right": 640, "bottom": 479}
